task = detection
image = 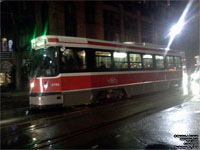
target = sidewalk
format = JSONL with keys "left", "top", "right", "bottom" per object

{"left": 1, "top": 90, "right": 29, "bottom": 111}
{"left": 1, "top": 90, "right": 29, "bottom": 98}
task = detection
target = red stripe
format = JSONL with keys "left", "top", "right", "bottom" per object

{"left": 47, "top": 37, "right": 178, "bottom": 54}
{"left": 48, "top": 38, "right": 59, "bottom": 42}
{"left": 88, "top": 40, "right": 177, "bottom": 54}
{"left": 30, "top": 71, "right": 182, "bottom": 93}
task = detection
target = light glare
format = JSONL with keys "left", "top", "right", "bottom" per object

{"left": 166, "top": 0, "right": 194, "bottom": 50}
{"left": 169, "top": 22, "right": 184, "bottom": 37}
{"left": 30, "top": 82, "right": 34, "bottom": 88}
{"left": 36, "top": 41, "right": 45, "bottom": 47}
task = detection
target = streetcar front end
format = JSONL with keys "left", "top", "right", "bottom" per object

{"left": 29, "top": 36, "right": 63, "bottom": 108}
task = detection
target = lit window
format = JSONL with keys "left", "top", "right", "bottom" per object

{"left": 95, "top": 51, "right": 112, "bottom": 69}
{"left": 155, "top": 55, "right": 164, "bottom": 69}
{"left": 143, "top": 54, "right": 153, "bottom": 69}
{"left": 114, "top": 52, "right": 128, "bottom": 69}
{"left": 60, "top": 48, "right": 86, "bottom": 72}
{"left": 166, "top": 56, "right": 174, "bottom": 69}
{"left": 174, "top": 57, "right": 181, "bottom": 69}
{"left": 129, "top": 53, "right": 142, "bottom": 69}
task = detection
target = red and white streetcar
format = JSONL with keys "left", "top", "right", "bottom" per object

{"left": 29, "top": 35, "right": 183, "bottom": 107}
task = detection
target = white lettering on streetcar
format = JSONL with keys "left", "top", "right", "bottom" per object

{"left": 107, "top": 77, "right": 118, "bottom": 84}
{"left": 51, "top": 83, "right": 60, "bottom": 87}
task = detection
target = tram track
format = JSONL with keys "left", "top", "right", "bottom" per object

{"left": 2, "top": 98, "right": 146, "bottom": 149}
{"left": 1, "top": 89, "right": 186, "bottom": 131}
{"left": 1, "top": 89, "right": 191, "bottom": 149}
{"left": 0, "top": 89, "right": 180, "bottom": 126}
{"left": 32, "top": 98, "right": 192, "bottom": 149}
{"left": 26, "top": 107, "right": 158, "bottom": 149}
{"left": 1, "top": 93, "right": 144, "bottom": 128}
{"left": 1, "top": 98, "right": 141, "bottom": 133}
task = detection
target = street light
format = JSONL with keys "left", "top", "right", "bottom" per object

{"left": 165, "top": 0, "right": 194, "bottom": 51}
{"left": 169, "top": 21, "right": 184, "bottom": 37}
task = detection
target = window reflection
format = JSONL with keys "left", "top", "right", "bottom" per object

{"left": 95, "top": 51, "right": 112, "bottom": 69}
{"left": 114, "top": 52, "right": 128, "bottom": 69}
{"left": 155, "top": 55, "right": 164, "bottom": 69}
{"left": 166, "top": 56, "right": 174, "bottom": 69}
{"left": 129, "top": 53, "right": 142, "bottom": 69}
{"left": 30, "top": 47, "right": 58, "bottom": 77}
{"left": 143, "top": 54, "right": 153, "bottom": 69}
{"left": 60, "top": 48, "right": 86, "bottom": 72}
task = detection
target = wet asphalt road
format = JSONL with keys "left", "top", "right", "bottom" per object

{"left": 1, "top": 87, "right": 200, "bottom": 149}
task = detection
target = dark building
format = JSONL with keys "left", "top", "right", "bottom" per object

{"left": 2, "top": 0, "right": 198, "bottom": 90}
{"left": 33, "top": 1, "right": 188, "bottom": 44}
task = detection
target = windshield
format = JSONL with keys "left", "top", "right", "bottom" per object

{"left": 30, "top": 47, "right": 58, "bottom": 77}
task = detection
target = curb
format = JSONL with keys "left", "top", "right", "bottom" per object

{"left": 1, "top": 92, "right": 29, "bottom": 98}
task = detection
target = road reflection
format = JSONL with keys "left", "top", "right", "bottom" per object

{"left": 182, "top": 69, "right": 200, "bottom": 96}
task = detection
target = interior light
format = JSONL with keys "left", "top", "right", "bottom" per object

{"left": 114, "top": 52, "right": 127, "bottom": 58}
{"left": 143, "top": 55, "right": 152, "bottom": 59}
{"left": 156, "top": 56, "right": 164, "bottom": 59}
{"left": 123, "top": 42, "right": 135, "bottom": 44}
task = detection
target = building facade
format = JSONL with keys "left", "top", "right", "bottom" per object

{"left": 1, "top": 1, "right": 189, "bottom": 90}
{"left": 34, "top": 1, "right": 183, "bottom": 45}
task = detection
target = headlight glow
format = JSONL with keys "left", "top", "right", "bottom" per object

{"left": 30, "top": 82, "right": 34, "bottom": 88}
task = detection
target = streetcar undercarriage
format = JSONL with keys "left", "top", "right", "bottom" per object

{"left": 29, "top": 79, "right": 181, "bottom": 108}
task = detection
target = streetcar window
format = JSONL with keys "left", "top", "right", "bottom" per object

{"left": 143, "top": 54, "right": 153, "bottom": 69}
{"left": 114, "top": 52, "right": 128, "bottom": 69}
{"left": 129, "top": 53, "right": 142, "bottom": 69}
{"left": 166, "top": 56, "right": 174, "bottom": 69}
{"left": 60, "top": 48, "right": 86, "bottom": 72}
{"left": 95, "top": 51, "right": 112, "bottom": 69}
{"left": 155, "top": 55, "right": 164, "bottom": 69}
{"left": 30, "top": 47, "right": 58, "bottom": 77}
{"left": 174, "top": 56, "right": 181, "bottom": 70}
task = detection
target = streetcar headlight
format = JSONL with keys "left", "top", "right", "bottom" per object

{"left": 30, "top": 82, "right": 35, "bottom": 88}
{"left": 44, "top": 81, "right": 49, "bottom": 89}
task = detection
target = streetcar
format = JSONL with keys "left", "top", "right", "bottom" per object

{"left": 29, "top": 35, "right": 183, "bottom": 107}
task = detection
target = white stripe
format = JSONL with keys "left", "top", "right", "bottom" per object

{"left": 36, "top": 70, "right": 182, "bottom": 79}
{"left": 45, "top": 42, "right": 180, "bottom": 56}
{"left": 59, "top": 70, "right": 182, "bottom": 77}
{"left": 61, "top": 78, "right": 182, "bottom": 93}
{"left": 35, "top": 35, "right": 182, "bottom": 56}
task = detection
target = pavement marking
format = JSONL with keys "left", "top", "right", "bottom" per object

{"left": 194, "top": 110, "right": 200, "bottom": 114}
{"left": 92, "top": 145, "right": 99, "bottom": 149}
{"left": 162, "top": 107, "right": 177, "bottom": 112}
{"left": 115, "top": 134, "right": 121, "bottom": 138}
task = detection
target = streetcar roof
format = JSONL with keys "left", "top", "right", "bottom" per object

{"left": 31, "top": 35, "right": 183, "bottom": 56}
